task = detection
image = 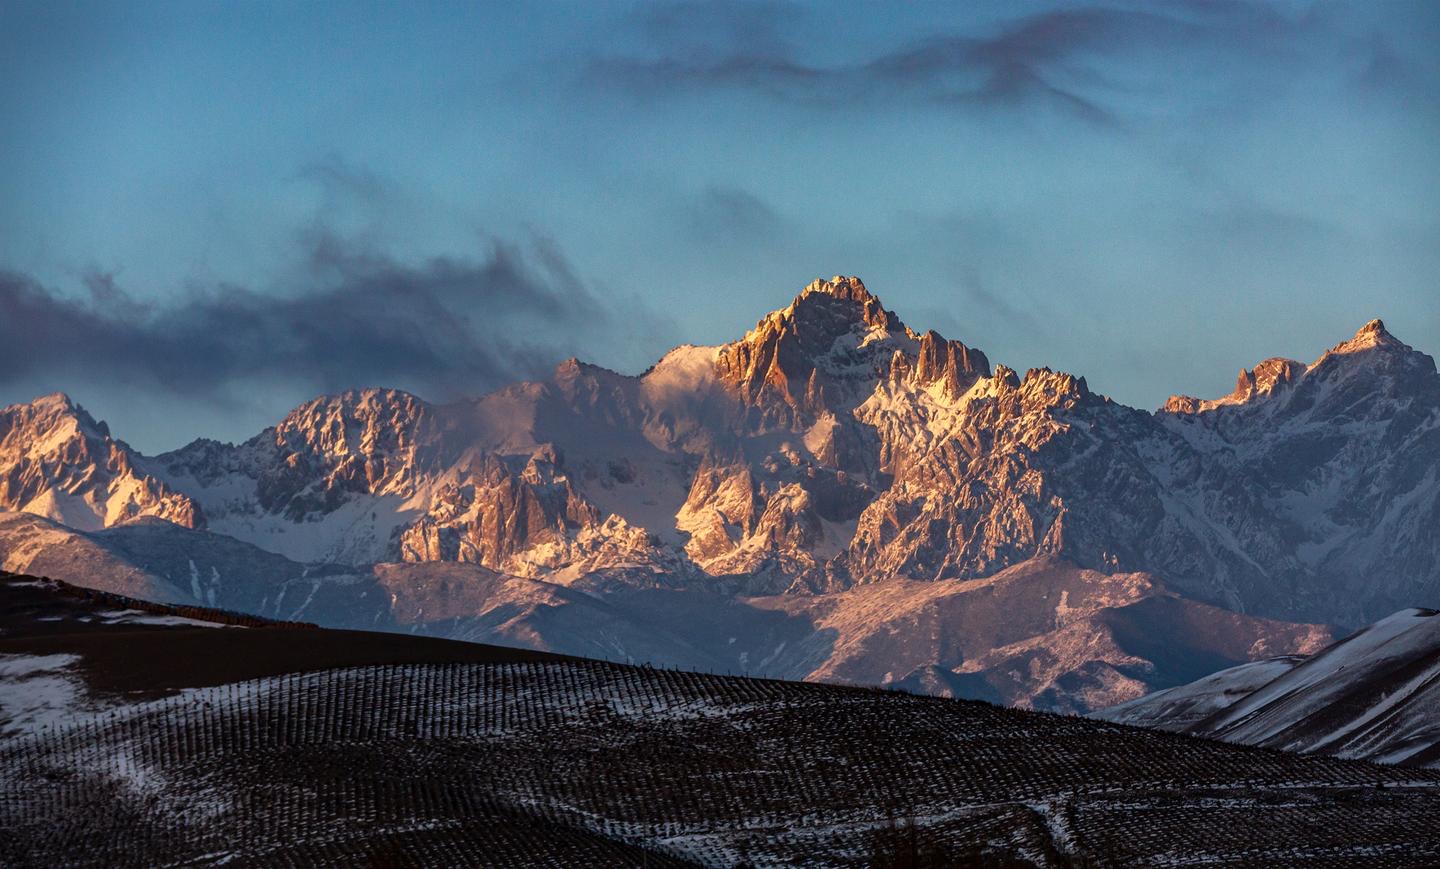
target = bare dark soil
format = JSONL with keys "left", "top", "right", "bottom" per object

{"left": 0, "top": 572, "right": 561, "bottom": 698}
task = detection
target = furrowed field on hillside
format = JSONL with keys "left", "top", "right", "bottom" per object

{"left": 6, "top": 650, "right": 1440, "bottom": 867}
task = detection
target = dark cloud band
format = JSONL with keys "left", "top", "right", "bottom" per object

{"left": 0, "top": 232, "right": 662, "bottom": 402}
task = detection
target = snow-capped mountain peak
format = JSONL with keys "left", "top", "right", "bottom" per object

{"left": 0, "top": 393, "right": 201, "bottom": 532}
{"left": 1330, "top": 317, "right": 1397, "bottom": 355}
{"left": 1164, "top": 318, "right": 1435, "bottom": 418}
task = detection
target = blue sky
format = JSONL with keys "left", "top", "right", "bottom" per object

{"left": 1, "top": 0, "right": 1437, "bottom": 451}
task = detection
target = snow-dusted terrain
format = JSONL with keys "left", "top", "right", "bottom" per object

{"left": 0, "top": 652, "right": 86, "bottom": 738}
{"left": 1096, "top": 608, "right": 1440, "bottom": 767}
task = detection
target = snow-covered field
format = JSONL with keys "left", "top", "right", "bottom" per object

{"left": 0, "top": 653, "right": 88, "bottom": 739}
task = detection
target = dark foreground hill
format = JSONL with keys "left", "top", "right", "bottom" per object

{"left": 0, "top": 569, "right": 563, "bottom": 699}
{"left": 3, "top": 573, "right": 1440, "bottom": 867}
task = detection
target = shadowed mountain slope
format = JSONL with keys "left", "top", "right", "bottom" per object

{"left": 1097, "top": 608, "right": 1440, "bottom": 768}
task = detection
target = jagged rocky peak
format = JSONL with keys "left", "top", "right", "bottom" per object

{"left": 791, "top": 275, "right": 903, "bottom": 333}
{"left": 13, "top": 391, "right": 74, "bottom": 411}
{"left": 397, "top": 445, "right": 602, "bottom": 570}
{"left": 551, "top": 357, "right": 640, "bottom": 417}
{"left": 0, "top": 392, "right": 202, "bottom": 531}
{"left": 1316, "top": 317, "right": 1436, "bottom": 377}
{"left": 553, "top": 357, "right": 628, "bottom": 381}
{"left": 1302, "top": 319, "right": 1440, "bottom": 420}
{"left": 242, "top": 388, "right": 446, "bottom": 519}
{"left": 1336, "top": 317, "right": 1393, "bottom": 352}
{"left": 1, "top": 394, "right": 104, "bottom": 479}
{"left": 554, "top": 357, "right": 585, "bottom": 378}
{"left": 270, "top": 387, "right": 434, "bottom": 456}
{"left": 521, "top": 442, "right": 566, "bottom": 484}
{"left": 1238, "top": 358, "right": 1306, "bottom": 398}
{"left": 277, "top": 386, "right": 431, "bottom": 428}
{"left": 716, "top": 276, "right": 900, "bottom": 425}
{"left": 1, "top": 391, "right": 109, "bottom": 441}
{"left": 716, "top": 275, "right": 996, "bottom": 429}
{"left": 1018, "top": 367, "right": 1090, "bottom": 406}
{"left": 725, "top": 275, "right": 908, "bottom": 358}
{"left": 908, "top": 329, "right": 991, "bottom": 397}
{"left": 1163, "top": 357, "right": 1305, "bottom": 414}
{"left": 1162, "top": 319, "right": 1436, "bottom": 415}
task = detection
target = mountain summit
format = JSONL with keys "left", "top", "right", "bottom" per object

{"left": 716, "top": 275, "right": 945, "bottom": 426}
{"left": 0, "top": 392, "right": 201, "bottom": 532}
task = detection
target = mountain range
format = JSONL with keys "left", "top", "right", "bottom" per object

{"left": 2, "top": 275, "right": 1436, "bottom": 712}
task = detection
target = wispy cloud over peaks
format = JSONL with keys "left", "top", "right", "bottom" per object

{"left": 589, "top": 4, "right": 1165, "bottom": 122}
{"left": 585, "top": 1, "right": 1401, "bottom": 126}
{"left": 681, "top": 185, "right": 783, "bottom": 243}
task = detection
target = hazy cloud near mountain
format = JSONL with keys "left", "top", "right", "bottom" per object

{"left": 0, "top": 230, "right": 676, "bottom": 405}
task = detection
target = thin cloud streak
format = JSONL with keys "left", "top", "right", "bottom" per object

{"left": 589, "top": 5, "right": 1179, "bottom": 123}
{"left": 586, "top": 3, "right": 1366, "bottom": 126}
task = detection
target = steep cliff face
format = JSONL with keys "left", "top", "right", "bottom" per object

{"left": 393, "top": 445, "right": 672, "bottom": 583}
{"left": 711, "top": 277, "right": 986, "bottom": 468}
{"left": 715, "top": 276, "right": 917, "bottom": 428}
{"left": 255, "top": 388, "right": 446, "bottom": 515}
{"left": 672, "top": 277, "right": 991, "bottom": 588}
{"left": 0, "top": 393, "right": 201, "bottom": 531}
{"left": 152, "top": 388, "right": 457, "bottom": 564}
{"left": 843, "top": 363, "right": 1152, "bottom": 587}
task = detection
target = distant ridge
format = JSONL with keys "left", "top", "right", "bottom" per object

{"left": 1097, "top": 607, "right": 1440, "bottom": 768}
